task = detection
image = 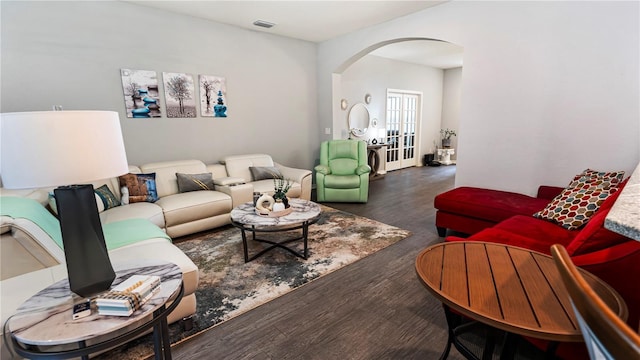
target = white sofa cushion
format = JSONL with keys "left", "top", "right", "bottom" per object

{"left": 141, "top": 160, "right": 208, "bottom": 198}
{"left": 156, "top": 190, "right": 231, "bottom": 227}
{"left": 223, "top": 154, "right": 275, "bottom": 183}
{"left": 110, "top": 238, "right": 199, "bottom": 296}
{"left": 99, "top": 202, "right": 165, "bottom": 229}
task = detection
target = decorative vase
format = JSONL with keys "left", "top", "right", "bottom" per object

{"left": 255, "top": 194, "right": 274, "bottom": 214}
{"left": 442, "top": 138, "right": 451, "bottom": 148}
{"left": 272, "top": 199, "right": 285, "bottom": 212}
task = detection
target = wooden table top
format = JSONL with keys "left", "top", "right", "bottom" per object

{"left": 416, "top": 241, "right": 628, "bottom": 342}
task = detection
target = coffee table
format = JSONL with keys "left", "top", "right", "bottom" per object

{"left": 230, "top": 198, "right": 322, "bottom": 262}
{"left": 8, "top": 259, "right": 183, "bottom": 360}
{"left": 415, "top": 241, "right": 628, "bottom": 360}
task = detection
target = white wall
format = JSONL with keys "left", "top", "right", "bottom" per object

{"left": 318, "top": 1, "right": 639, "bottom": 195}
{"left": 0, "top": 1, "right": 319, "bottom": 169}
{"left": 441, "top": 67, "right": 462, "bottom": 155}
{"left": 339, "top": 54, "right": 444, "bottom": 161}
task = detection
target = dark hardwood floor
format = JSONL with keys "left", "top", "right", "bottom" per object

{"left": 171, "top": 165, "right": 465, "bottom": 360}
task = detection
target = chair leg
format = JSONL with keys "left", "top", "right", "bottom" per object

{"left": 437, "top": 226, "right": 447, "bottom": 237}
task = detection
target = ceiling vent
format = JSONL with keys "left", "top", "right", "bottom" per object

{"left": 253, "top": 20, "right": 275, "bottom": 29}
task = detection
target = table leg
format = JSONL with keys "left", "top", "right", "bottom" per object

{"left": 240, "top": 223, "right": 310, "bottom": 262}
{"left": 160, "top": 316, "right": 172, "bottom": 360}
{"left": 153, "top": 311, "right": 163, "bottom": 360}
{"left": 241, "top": 228, "right": 250, "bottom": 263}
{"left": 302, "top": 221, "right": 309, "bottom": 259}
{"left": 152, "top": 305, "right": 172, "bottom": 360}
{"left": 483, "top": 328, "right": 499, "bottom": 360}
{"left": 79, "top": 340, "right": 89, "bottom": 360}
{"left": 440, "top": 305, "right": 456, "bottom": 360}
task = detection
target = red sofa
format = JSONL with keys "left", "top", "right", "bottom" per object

{"left": 434, "top": 181, "right": 640, "bottom": 359}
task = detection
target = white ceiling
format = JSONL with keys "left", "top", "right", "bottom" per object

{"left": 123, "top": 0, "right": 463, "bottom": 69}
{"left": 370, "top": 40, "right": 463, "bottom": 69}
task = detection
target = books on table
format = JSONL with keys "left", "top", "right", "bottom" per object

{"left": 96, "top": 275, "right": 161, "bottom": 316}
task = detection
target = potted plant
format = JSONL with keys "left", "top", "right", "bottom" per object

{"left": 273, "top": 177, "right": 292, "bottom": 208}
{"left": 440, "top": 128, "right": 457, "bottom": 148}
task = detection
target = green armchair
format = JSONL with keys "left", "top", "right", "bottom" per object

{"left": 315, "top": 140, "right": 370, "bottom": 203}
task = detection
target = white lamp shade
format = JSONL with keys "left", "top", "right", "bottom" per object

{"left": 1, "top": 111, "right": 129, "bottom": 189}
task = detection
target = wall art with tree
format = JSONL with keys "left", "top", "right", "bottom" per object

{"left": 163, "top": 72, "right": 197, "bottom": 118}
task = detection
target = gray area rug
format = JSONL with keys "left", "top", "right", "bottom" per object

{"left": 100, "top": 205, "right": 411, "bottom": 359}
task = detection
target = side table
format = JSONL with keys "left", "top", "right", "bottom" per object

{"left": 437, "top": 148, "right": 455, "bottom": 165}
{"left": 8, "top": 259, "right": 183, "bottom": 360}
{"left": 415, "top": 241, "right": 628, "bottom": 359}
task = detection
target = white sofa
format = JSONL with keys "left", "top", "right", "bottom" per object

{"left": 222, "top": 154, "right": 312, "bottom": 200}
{"left": 1, "top": 156, "right": 312, "bottom": 340}
{"left": 0, "top": 202, "right": 199, "bottom": 360}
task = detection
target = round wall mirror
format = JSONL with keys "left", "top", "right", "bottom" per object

{"left": 348, "top": 103, "right": 370, "bottom": 137}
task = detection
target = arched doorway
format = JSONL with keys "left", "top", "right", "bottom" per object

{"left": 332, "top": 38, "right": 463, "bottom": 171}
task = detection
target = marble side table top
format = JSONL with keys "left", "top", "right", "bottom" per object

{"left": 9, "top": 259, "right": 182, "bottom": 347}
{"left": 605, "top": 162, "right": 640, "bottom": 241}
{"left": 230, "top": 198, "right": 321, "bottom": 228}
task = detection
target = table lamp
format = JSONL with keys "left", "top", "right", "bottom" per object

{"left": 1, "top": 110, "right": 129, "bottom": 298}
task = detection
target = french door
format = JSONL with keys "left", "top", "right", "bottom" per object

{"left": 385, "top": 90, "right": 421, "bottom": 171}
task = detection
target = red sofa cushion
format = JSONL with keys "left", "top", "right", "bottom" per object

{"left": 434, "top": 187, "right": 550, "bottom": 223}
{"left": 492, "top": 215, "right": 577, "bottom": 247}
{"left": 566, "top": 179, "right": 630, "bottom": 255}
{"left": 448, "top": 215, "right": 576, "bottom": 254}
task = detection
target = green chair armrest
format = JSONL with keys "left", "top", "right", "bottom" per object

{"left": 315, "top": 165, "right": 331, "bottom": 175}
{"left": 356, "top": 164, "right": 371, "bottom": 176}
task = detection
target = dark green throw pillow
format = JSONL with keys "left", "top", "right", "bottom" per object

{"left": 94, "top": 184, "right": 120, "bottom": 210}
{"left": 176, "top": 173, "right": 215, "bottom": 193}
{"left": 249, "top": 166, "right": 282, "bottom": 181}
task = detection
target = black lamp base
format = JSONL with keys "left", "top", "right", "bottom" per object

{"left": 54, "top": 185, "right": 115, "bottom": 298}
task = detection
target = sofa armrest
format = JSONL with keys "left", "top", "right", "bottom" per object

{"left": 314, "top": 165, "right": 330, "bottom": 175}
{"left": 356, "top": 164, "right": 371, "bottom": 176}
{"left": 214, "top": 183, "right": 253, "bottom": 208}
{"left": 213, "top": 177, "right": 246, "bottom": 186}
{"left": 536, "top": 185, "right": 564, "bottom": 200}
{"left": 275, "top": 163, "right": 313, "bottom": 200}
{"left": 570, "top": 240, "right": 640, "bottom": 327}
{"left": 275, "top": 163, "right": 311, "bottom": 183}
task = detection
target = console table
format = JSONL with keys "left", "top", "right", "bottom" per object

{"left": 8, "top": 259, "right": 183, "bottom": 360}
{"left": 367, "top": 144, "right": 387, "bottom": 180}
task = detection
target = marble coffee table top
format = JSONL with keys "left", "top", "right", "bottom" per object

{"left": 230, "top": 198, "right": 321, "bottom": 228}
{"left": 9, "top": 259, "right": 182, "bottom": 346}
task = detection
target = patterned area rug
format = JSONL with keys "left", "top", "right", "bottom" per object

{"left": 101, "top": 205, "right": 411, "bottom": 359}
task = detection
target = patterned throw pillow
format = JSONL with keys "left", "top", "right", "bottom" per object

{"left": 534, "top": 169, "right": 625, "bottom": 230}
{"left": 48, "top": 184, "right": 119, "bottom": 215}
{"left": 118, "top": 173, "right": 159, "bottom": 203}
{"left": 94, "top": 184, "right": 120, "bottom": 210}
{"left": 176, "top": 173, "right": 214, "bottom": 193}
{"left": 249, "top": 166, "right": 282, "bottom": 181}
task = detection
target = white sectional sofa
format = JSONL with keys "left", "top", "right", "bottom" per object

{"left": 0, "top": 155, "right": 311, "bottom": 346}
{"left": 222, "top": 154, "right": 312, "bottom": 201}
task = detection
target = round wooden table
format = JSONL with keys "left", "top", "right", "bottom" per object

{"left": 415, "top": 241, "right": 628, "bottom": 359}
